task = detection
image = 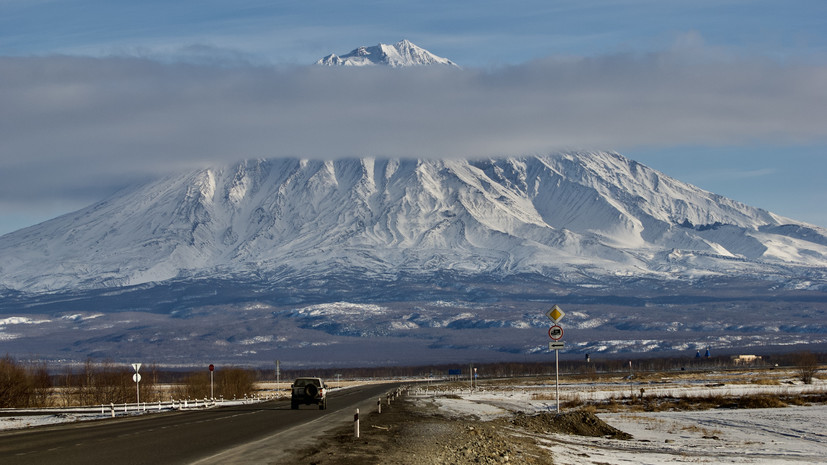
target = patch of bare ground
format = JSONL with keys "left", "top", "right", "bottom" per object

{"left": 292, "top": 396, "right": 548, "bottom": 464}
{"left": 292, "top": 395, "right": 633, "bottom": 464}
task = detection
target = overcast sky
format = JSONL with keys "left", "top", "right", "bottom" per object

{"left": 1, "top": 0, "right": 826, "bottom": 235}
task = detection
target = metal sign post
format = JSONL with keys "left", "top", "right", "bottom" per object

{"left": 555, "top": 347, "right": 560, "bottom": 413}
{"left": 209, "top": 364, "right": 215, "bottom": 400}
{"left": 546, "top": 305, "right": 565, "bottom": 414}
{"left": 132, "top": 363, "right": 141, "bottom": 405}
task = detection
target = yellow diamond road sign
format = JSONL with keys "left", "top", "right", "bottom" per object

{"left": 547, "top": 305, "right": 564, "bottom": 322}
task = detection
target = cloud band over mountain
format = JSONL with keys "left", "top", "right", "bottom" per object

{"left": 1, "top": 49, "right": 826, "bottom": 218}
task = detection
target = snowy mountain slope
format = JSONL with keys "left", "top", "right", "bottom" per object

{"left": 316, "top": 39, "right": 459, "bottom": 67}
{"left": 1, "top": 152, "right": 826, "bottom": 294}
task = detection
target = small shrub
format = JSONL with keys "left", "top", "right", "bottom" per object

{"left": 172, "top": 372, "right": 210, "bottom": 399}
{"left": 218, "top": 367, "right": 255, "bottom": 399}
{"left": 794, "top": 352, "right": 819, "bottom": 384}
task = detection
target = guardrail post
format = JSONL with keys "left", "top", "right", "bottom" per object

{"left": 110, "top": 403, "right": 115, "bottom": 418}
{"left": 354, "top": 408, "right": 360, "bottom": 438}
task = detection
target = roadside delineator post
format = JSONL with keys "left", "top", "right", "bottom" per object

{"left": 377, "top": 398, "right": 381, "bottom": 414}
{"left": 354, "top": 408, "right": 360, "bottom": 438}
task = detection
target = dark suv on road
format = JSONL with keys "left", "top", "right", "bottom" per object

{"left": 291, "top": 377, "right": 328, "bottom": 409}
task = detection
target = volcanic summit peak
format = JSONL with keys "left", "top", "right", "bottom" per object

{"left": 316, "top": 39, "right": 459, "bottom": 68}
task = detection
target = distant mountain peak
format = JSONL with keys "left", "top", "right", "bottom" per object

{"left": 316, "top": 39, "right": 460, "bottom": 68}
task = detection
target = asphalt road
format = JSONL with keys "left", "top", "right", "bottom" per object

{"left": 0, "top": 382, "right": 400, "bottom": 465}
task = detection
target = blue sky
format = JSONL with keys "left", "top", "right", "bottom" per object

{"left": 3, "top": 1, "right": 826, "bottom": 65}
{"left": 1, "top": 0, "right": 826, "bottom": 234}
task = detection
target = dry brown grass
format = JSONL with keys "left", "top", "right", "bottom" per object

{"left": 750, "top": 377, "right": 781, "bottom": 385}
{"left": 578, "top": 392, "right": 811, "bottom": 413}
{"left": 680, "top": 424, "right": 723, "bottom": 437}
{"left": 727, "top": 394, "right": 787, "bottom": 409}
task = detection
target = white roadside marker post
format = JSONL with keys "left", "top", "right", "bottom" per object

{"left": 354, "top": 408, "right": 360, "bottom": 438}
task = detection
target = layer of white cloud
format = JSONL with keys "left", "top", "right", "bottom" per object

{"left": 1, "top": 48, "right": 826, "bottom": 233}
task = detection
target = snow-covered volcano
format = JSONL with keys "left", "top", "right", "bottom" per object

{"left": 1, "top": 152, "right": 826, "bottom": 294}
{"left": 316, "top": 39, "right": 459, "bottom": 67}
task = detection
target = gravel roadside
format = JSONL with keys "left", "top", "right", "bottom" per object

{"left": 290, "top": 392, "right": 625, "bottom": 464}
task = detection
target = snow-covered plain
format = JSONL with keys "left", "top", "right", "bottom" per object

{"left": 553, "top": 407, "right": 827, "bottom": 464}
{"left": 412, "top": 371, "right": 827, "bottom": 464}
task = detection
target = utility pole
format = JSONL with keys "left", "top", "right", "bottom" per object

{"left": 469, "top": 363, "right": 474, "bottom": 389}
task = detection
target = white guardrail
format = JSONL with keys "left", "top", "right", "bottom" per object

{"left": 0, "top": 394, "right": 276, "bottom": 418}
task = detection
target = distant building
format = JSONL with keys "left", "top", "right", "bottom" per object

{"left": 731, "top": 354, "right": 761, "bottom": 365}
